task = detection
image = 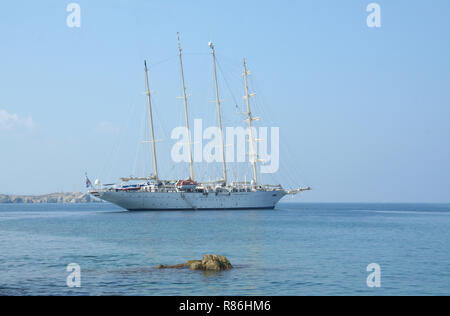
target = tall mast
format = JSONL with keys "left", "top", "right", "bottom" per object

{"left": 243, "top": 58, "right": 258, "bottom": 187}
{"left": 177, "top": 33, "right": 195, "bottom": 181}
{"left": 208, "top": 41, "right": 227, "bottom": 184}
{"left": 144, "top": 60, "right": 158, "bottom": 180}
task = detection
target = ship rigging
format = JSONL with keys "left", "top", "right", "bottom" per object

{"left": 88, "top": 35, "right": 310, "bottom": 211}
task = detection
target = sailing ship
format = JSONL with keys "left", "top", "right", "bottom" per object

{"left": 88, "top": 35, "right": 310, "bottom": 210}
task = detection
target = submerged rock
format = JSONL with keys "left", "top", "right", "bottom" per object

{"left": 156, "top": 255, "right": 233, "bottom": 271}
{"left": 155, "top": 263, "right": 186, "bottom": 269}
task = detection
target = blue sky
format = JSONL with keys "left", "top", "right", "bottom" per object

{"left": 1, "top": 0, "right": 449, "bottom": 202}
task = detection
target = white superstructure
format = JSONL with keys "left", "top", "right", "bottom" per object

{"left": 88, "top": 35, "right": 310, "bottom": 211}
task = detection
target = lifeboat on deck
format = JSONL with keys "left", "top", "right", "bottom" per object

{"left": 176, "top": 179, "right": 198, "bottom": 191}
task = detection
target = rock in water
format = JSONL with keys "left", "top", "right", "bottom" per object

{"left": 193, "top": 254, "right": 233, "bottom": 271}
{"left": 156, "top": 255, "right": 233, "bottom": 271}
{"left": 155, "top": 263, "right": 186, "bottom": 269}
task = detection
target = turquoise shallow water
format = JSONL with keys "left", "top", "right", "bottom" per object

{"left": 0, "top": 202, "right": 449, "bottom": 295}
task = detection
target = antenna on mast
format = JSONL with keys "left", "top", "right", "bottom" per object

{"left": 209, "top": 41, "right": 227, "bottom": 185}
{"left": 144, "top": 60, "right": 158, "bottom": 180}
{"left": 177, "top": 33, "right": 195, "bottom": 181}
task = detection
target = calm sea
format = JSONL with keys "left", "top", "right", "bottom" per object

{"left": 0, "top": 202, "right": 449, "bottom": 296}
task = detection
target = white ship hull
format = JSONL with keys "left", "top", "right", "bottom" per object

{"left": 94, "top": 190, "right": 286, "bottom": 211}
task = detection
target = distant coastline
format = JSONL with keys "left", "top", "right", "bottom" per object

{"left": 0, "top": 192, "right": 101, "bottom": 204}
